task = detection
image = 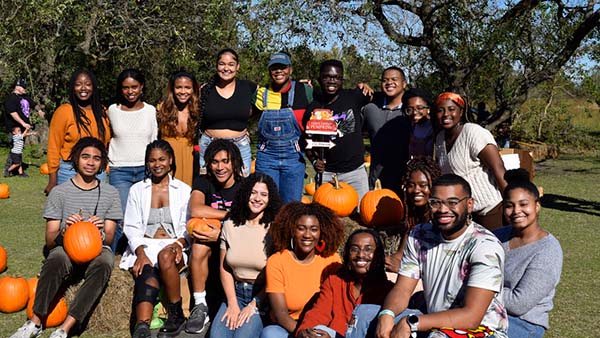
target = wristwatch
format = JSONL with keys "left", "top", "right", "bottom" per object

{"left": 407, "top": 314, "right": 419, "bottom": 338}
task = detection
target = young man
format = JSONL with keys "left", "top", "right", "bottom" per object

{"left": 303, "top": 59, "right": 371, "bottom": 201}
{"left": 370, "top": 174, "right": 507, "bottom": 338}
{"left": 179, "top": 139, "right": 244, "bottom": 336}
{"left": 347, "top": 174, "right": 508, "bottom": 338}
{"left": 10, "top": 137, "right": 122, "bottom": 338}
{"left": 363, "top": 67, "right": 411, "bottom": 195}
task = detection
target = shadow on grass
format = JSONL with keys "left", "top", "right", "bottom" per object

{"left": 541, "top": 193, "right": 600, "bottom": 217}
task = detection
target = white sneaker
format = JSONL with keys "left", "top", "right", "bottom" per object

{"left": 9, "top": 320, "right": 43, "bottom": 338}
{"left": 49, "top": 328, "right": 68, "bottom": 338}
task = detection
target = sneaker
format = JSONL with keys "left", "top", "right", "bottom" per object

{"left": 48, "top": 329, "right": 67, "bottom": 338}
{"left": 3, "top": 169, "right": 11, "bottom": 177}
{"left": 19, "top": 172, "right": 28, "bottom": 177}
{"left": 9, "top": 320, "right": 43, "bottom": 338}
{"left": 132, "top": 322, "right": 152, "bottom": 338}
{"left": 184, "top": 303, "right": 209, "bottom": 334}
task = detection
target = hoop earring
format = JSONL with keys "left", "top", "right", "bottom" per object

{"left": 467, "top": 213, "right": 473, "bottom": 225}
{"left": 315, "top": 239, "right": 326, "bottom": 253}
{"left": 290, "top": 238, "right": 295, "bottom": 250}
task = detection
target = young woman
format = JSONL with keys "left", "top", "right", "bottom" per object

{"left": 108, "top": 68, "right": 158, "bottom": 252}
{"left": 254, "top": 52, "right": 312, "bottom": 203}
{"left": 11, "top": 137, "right": 121, "bottom": 338}
{"left": 402, "top": 88, "right": 434, "bottom": 158}
{"left": 434, "top": 92, "right": 507, "bottom": 230}
{"left": 186, "top": 139, "right": 244, "bottom": 334}
{"left": 157, "top": 70, "right": 200, "bottom": 186}
{"left": 296, "top": 229, "right": 394, "bottom": 338}
{"left": 385, "top": 157, "right": 441, "bottom": 273}
{"left": 261, "top": 202, "right": 345, "bottom": 338}
{"left": 198, "top": 48, "right": 256, "bottom": 176}
{"left": 495, "top": 169, "right": 563, "bottom": 338}
{"left": 210, "top": 173, "right": 282, "bottom": 337}
{"left": 45, "top": 70, "right": 111, "bottom": 195}
{"left": 118, "top": 140, "right": 191, "bottom": 338}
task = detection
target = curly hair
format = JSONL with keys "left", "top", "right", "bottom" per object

{"left": 340, "top": 229, "right": 387, "bottom": 283}
{"left": 67, "top": 70, "right": 108, "bottom": 142}
{"left": 203, "top": 139, "right": 244, "bottom": 183}
{"left": 157, "top": 70, "right": 200, "bottom": 144}
{"left": 269, "top": 202, "right": 344, "bottom": 257}
{"left": 227, "top": 173, "right": 282, "bottom": 228}
{"left": 68, "top": 137, "right": 109, "bottom": 174}
{"left": 403, "top": 157, "right": 442, "bottom": 230}
{"left": 143, "top": 140, "right": 176, "bottom": 181}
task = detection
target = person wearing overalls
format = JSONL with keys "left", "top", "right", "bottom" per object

{"left": 254, "top": 52, "right": 313, "bottom": 204}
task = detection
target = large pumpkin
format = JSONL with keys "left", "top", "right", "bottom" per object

{"left": 313, "top": 175, "right": 358, "bottom": 217}
{"left": 0, "top": 183, "right": 9, "bottom": 199}
{"left": 360, "top": 180, "right": 404, "bottom": 227}
{"left": 0, "top": 276, "right": 29, "bottom": 313}
{"left": 187, "top": 218, "right": 222, "bottom": 234}
{"left": 0, "top": 245, "right": 6, "bottom": 273}
{"left": 304, "top": 179, "right": 316, "bottom": 196}
{"left": 63, "top": 221, "right": 103, "bottom": 264}
{"left": 40, "top": 163, "right": 50, "bottom": 175}
{"left": 26, "top": 277, "right": 67, "bottom": 327}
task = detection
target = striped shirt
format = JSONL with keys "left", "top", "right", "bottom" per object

{"left": 11, "top": 133, "right": 24, "bottom": 154}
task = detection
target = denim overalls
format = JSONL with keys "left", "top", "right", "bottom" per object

{"left": 255, "top": 82, "right": 305, "bottom": 203}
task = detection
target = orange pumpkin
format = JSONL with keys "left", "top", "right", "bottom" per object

{"left": 187, "top": 218, "right": 222, "bottom": 234}
{"left": 250, "top": 159, "right": 256, "bottom": 174}
{"left": 313, "top": 175, "right": 358, "bottom": 217}
{"left": 364, "top": 154, "right": 371, "bottom": 163}
{"left": 27, "top": 277, "right": 38, "bottom": 299}
{"left": 0, "top": 276, "right": 29, "bottom": 313}
{"left": 301, "top": 196, "right": 311, "bottom": 204}
{"left": 0, "top": 183, "right": 9, "bottom": 199}
{"left": 0, "top": 245, "right": 6, "bottom": 273}
{"left": 304, "top": 179, "right": 316, "bottom": 196}
{"left": 63, "top": 221, "right": 103, "bottom": 264}
{"left": 360, "top": 180, "right": 404, "bottom": 227}
{"left": 40, "top": 163, "right": 50, "bottom": 175}
{"left": 27, "top": 296, "right": 68, "bottom": 327}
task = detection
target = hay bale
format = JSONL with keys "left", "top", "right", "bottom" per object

{"left": 66, "top": 257, "right": 133, "bottom": 334}
{"left": 338, "top": 216, "right": 406, "bottom": 257}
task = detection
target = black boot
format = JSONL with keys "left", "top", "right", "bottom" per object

{"left": 132, "top": 321, "right": 151, "bottom": 338}
{"left": 157, "top": 300, "right": 185, "bottom": 337}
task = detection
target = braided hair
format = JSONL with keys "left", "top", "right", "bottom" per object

{"left": 67, "top": 70, "right": 107, "bottom": 142}
{"left": 403, "top": 157, "right": 442, "bottom": 230}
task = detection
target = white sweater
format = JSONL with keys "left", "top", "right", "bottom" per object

{"left": 108, "top": 102, "right": 158, "bottom": 167}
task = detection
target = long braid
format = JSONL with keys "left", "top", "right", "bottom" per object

{"left": 403, "top": 157, "right": 441, "bottom": 230}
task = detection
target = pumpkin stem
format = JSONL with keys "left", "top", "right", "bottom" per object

{"left": 374, "top": 179, "right": 382, "bottom": 190}
{"left": 332, "top": 174, "right": 340, "bottom": 189}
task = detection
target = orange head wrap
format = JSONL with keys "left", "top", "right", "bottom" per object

{"left": 435, "top": 92, "right": 466, "bottom": 110}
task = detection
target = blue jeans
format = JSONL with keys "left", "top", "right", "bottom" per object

{"left": 256, "top": 149, "right": 305, "bottom": 204}
{"left": 210, "top": 281, "right": 263, "bottom": 338}
{"left": 508, "top": 315, "right": 545, "bottom": 338}
{"left": 57, "top": 159, "right": 106, "bottom": 185}
{"left": 199, "top": 133, "right": 252, "bottom": 177}
{"left": 108, "top": 165, "right": 145, "bottom": 252}
{"left": 260, "top": 325, "right": 292, "bottom": 338}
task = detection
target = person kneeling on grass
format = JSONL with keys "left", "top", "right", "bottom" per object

{"left": 10, "top": 137, "right": 122, "bottom": 338}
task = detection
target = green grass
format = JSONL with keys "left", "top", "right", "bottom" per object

{"left": 1, "top": 150, "right": 599, "bottom": 337}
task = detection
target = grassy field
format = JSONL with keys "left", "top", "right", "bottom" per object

{"left": 0, "top": 149, "right": 598, "bottom": 337}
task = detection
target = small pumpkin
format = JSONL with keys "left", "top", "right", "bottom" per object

{"left": 0, "top": 245, "right": 6, "bottom": 273}
{"left": 26, "top": 277, "right": 67, "bottom": 327}
{"left": 313, "top": 175, "right": 358, "bottom": 217}
{"left": 187, "top": 218, "right": 222, "bottom": 234}
{"left": 301, "top": 196, "right": 311, "bottom": 204}
{"left": 360, "top": 180, "right": 404, "bottom": 227}
{"left": 0, "top": 276, "right": 29, "bottom": 313}
{"left": 304, "top": 179, "right": 316, "bottom": 196}
{"left": 63, "top": 221, "right": 103, "bottom": 264}
{"left": 40, "top": 163, "right": 50, "bottom": 175}
{"left": 250, "top": 159, "right": 256, "bottom": 174}
{"left": 364, "top": 154, "right": 371, "bottom": 163}
{"left": 0, "top": 183, "right": 10, "bottom": 199}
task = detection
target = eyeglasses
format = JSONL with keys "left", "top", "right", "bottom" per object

{"left": 405, "top": 106, "right": 430, "bottom": 115}
{"left": 428, "top": 196, "right": 469, "bottom": 209}
{"left": 349, "top": 246, "right": 375, "bottom": 255}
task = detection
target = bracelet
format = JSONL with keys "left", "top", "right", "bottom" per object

{"left": 378, "top": 309, "right": 395, "bottom": 318}
{"left": 311, "top": 159, "right": 318, "bottom": 167}
{"left": 175, "top": 240, "right": 185, "bottom": 249}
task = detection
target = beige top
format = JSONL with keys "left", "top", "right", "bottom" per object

{"left": 220, "top": 220, "right": 270, "bottom": 281}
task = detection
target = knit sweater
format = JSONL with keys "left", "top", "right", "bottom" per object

{"left": 47, "top": 104, "right": 111, "bottom": 173}
{"left": 107, "top": 103, "right": 157, "bottom": 167}
{"left": 494, "top": 226, "right": 563, "bottom": 329}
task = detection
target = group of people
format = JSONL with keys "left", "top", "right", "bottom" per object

{"left": 7, "top": 48, "right": 562, "bottom": 338}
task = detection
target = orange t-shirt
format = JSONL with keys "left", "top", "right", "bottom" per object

{"left": 47, "top": 104, "right": 111, "bottom": 173}
{"left": 265, "top": 250, "right": 341, "bottom": 320}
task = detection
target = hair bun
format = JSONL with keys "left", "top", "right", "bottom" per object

{"left": 504, "top": 168, "right": 530, "bottom": 184}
